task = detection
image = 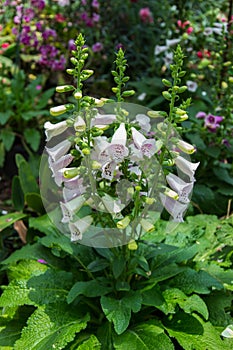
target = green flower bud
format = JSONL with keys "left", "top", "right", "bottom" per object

{"left": 74, "top": 90, "right": 82, "bottom": 99}
{"left": 122, "top": 90, "right": 135, "bottom": 97}
{"left": 162, "top": 79, "right": 172, "bottom": 87}
{"left": 127, "top": 239, "right": 138, "bottom": 250}
{"left": 82, "top": 148, "right": 90, "bottom": 155}
{"left": 66, "top": 68, "right": 75, "bottom": 75}
{"left": 70, "top": 57, "right": 78, "bottom": 65}
{"left": 56, "top": 85, "right": 75, "bottom": 93}
{"left": 117, "top": 216, "right": 131, "bottom": 229}
{"left": 178, "top": 86, "right": 187, "bottom": 93}
{"left": 162, "top": 91, "right": 172, "bottom": 100}
{"left": 63, "top": 167, "right": 79, "bottom": 178}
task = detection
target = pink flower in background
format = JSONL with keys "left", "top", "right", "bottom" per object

{"left": 139, "top": 7, "right": 154, "bottom": 24}
{"left": 196, "top": 112, "right": 224, "bottom": 132}
{"left": 92, "top": 42, "right": 103, "bottom": 52}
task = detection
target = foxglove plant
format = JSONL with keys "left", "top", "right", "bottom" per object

{"left": 40, "top": 34, "right": 199, "bottom": 248}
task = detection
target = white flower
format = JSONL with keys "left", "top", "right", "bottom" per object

{"left": 221, "top": 325, "right": 233, "bottom": 338}
{"left": 44, "top": 120, "right": 68, "bottom": 141}
{"left": 131, "top": 127, "right": 162, "bottom": 160}
{"left": 68, "top": 215, "right": 93, "bottom": 241}
{"left": 60, "top": 195, "right": 86, "bottom": 223}
{"left": 160, "top": 193, "right": 189, "bottom": 222}
{"left": 154, "top": 45, "right": 168, "bottom": 55}
{"left": 175, "top": 156, "right": 199, "bottom": 182}
{"left": 135, "top": 114, "right": 151, "bottom": 132}
{"left": 163, "top": 52, "right": 173, "bottom": 67}
{"left": 166, "top": 173, "right": 194, "bottom": 203}
{"left": 137, "top": 92, "right": 146, "bottom": 101}
{"left": 186, "top": 80, "right": 198, "bottom": 92}
{"left": 48, "top": 154, "right": 74, "bottom": 185}
{"left": 91, "top": 113, "right": 116, "bottom": 128}
{"left": 46, "top": 139, "right": 71, "bottom": 162}
{"left": 166, "top": 38, "right": 180, "bottom": 47}
{"left": 74, "top": 115, "right": 86, "bottom": 132}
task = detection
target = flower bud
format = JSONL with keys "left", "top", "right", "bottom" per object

{"left": 82, "top": 148, "right": 90, "bottom": 155}
{"left": 145, "top": 197, "right": 155, "bottom": 205}
{"left": 63, "top": 167, "right": 79, "bottom": 178}
{"left": 70, "top": 57, "right": 78, "bottom": 65}
{"left": 92, "top": 160, "right": 101, "bottom": 169}
{"left": 135, "top": 186, "right": 141, "bottom": 191}
{"left": 66, "top": 68, "right": 75, "bottom": 75}
{"left": 117, "top": 216, "right": 131, "bottom": 229}
{"left": 178, "top": 86, "right": 187, "bottom": 93}
{"left": 56, "top": 85, "right": 75, "bottom": 93}
{"left": 122, "top": 90, "right": 135, "bottom": 97}
{"left": 127, "top": 239, "right": 138, "bottom": 250}
{"left": 177, "top": 140, "right": 195, "bottom": 154}
{"left": 162, "top": 79, "right": 172, "bottom": 87}
{"left": 74, "top": 115, "right": 86, "bottom": 132}
{"left": 162, "top": 91, "right": 172, "bottom": 100}
{"left": 50, "top": 104, "right": 74, "bottom": 116}
{"left": 140, "top": 218, "right": 154, "bottom": 233}
{"left": 164, "top": 187, "right": 179, "bottom": 200}
{"left": 74, "top": 90, "right": 82, "bottom": 99}
{"left": 221, "top": 81, "right": 228, "bottom": 89}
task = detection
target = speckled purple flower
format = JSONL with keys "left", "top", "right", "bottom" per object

{"left": 196, "top": 111, "right": 223, "bottom": 132}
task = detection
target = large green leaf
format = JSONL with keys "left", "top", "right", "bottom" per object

{"left": 166, "top": 316, "right": 232, "bottom": 350}
{"left": 0, "top": 111, "right": 11, "bottom": 125}
{"left": 0, "top": 141, "right": 5, "bottom": 167}
{"left": 23, "top": 128, "right": 41, "bottom": 152}
{"left": 169, "top": 268, "right": 223, "bottom": 294}
{"left": 25, "top": 193, "right": 44, "bottom": 214}
{"left": 0, "top": 129, "right": 15, "bottom": 151}
{"left": 160, "top": 288, "right": 209, "bottom": 320}
{"left": 0, "top": 212, "right": 27, "bottom": 231}
{"left": 18, "top": 159, "right": 39, "bottom": 195}
{"left": 100, "top": 291, "right": 142, "bottom": 335}
{"left": 14, "top": 304, "right": 89, "bottom": 350}
{"left": 113, "top": 322, "right": 174, "bottom": 350}
{"left": 11, "top": 176, "right": 24, "bottom": 211}
{"left": 27, "top": 269, "right": 74, "bottom": 305}
{"left": 0, "top": 319, "right": 25, "bottom": 347}
{"left": 76, "top": 334, "right": 101, "bottom": 349}
{"left": 67, "top": 279, "right": 112, "bottom": 304}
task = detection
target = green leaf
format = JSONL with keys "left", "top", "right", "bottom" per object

{"left": 25, "top": 193, "right": 44, "bottom": 214}
{"left": 27, "top": 269, "right": 73, "bottom": 305}
{"left": 169, "top": 268, "right": 223, "bottom": 294}
{"left": 14, "top": 304, "right": 89, "bottom": 350}
{"left": 67, "top": 279, "right": 112, "bottom": 304}
{"left": 0, "top": 212, "right": 27, "bottom": 231}
{"left": 29, "top": 215, "right": 59, "bottom": 236}
{"left": 160, "top": 288, "right": 209, "bottom": 320}
{"left": 141, "top": 286, "right": 165, "bottom": 308}
{"left": 163, "top": 311, "right": 204, "bottom": 335}
{"left": 166, "top": 316, "right": 232, "bottom": 350}
{"left": 18, "top": 160, "right": 39, "bottom": 194}
{"left": 23, "top": 128, "right": 41, "bottom": 152}
{"left": 0, "top": 319, "right": 25, "bottom": 347}
{"left": 114, "top": 322, "right": 174, "bottom": 350}
{"left": 11, "top": 176, "right": 24, "bottom": 211}
{"left": 1, "top": 242, "right": 57, "bottom": 266}
{"left": 112, "top": 256, "right": 126, "bottom": 278}
{"left": 100, "top": 292, "right": 142, "bottom": 335}
{"left": 0, "top": 129, "right": 15, "bottom": 151}
{"left": 0, "top": 111, "right": 11, "bottom": 125}
{"left": 36, "top": 88, "right": 55, "bottom": 109}
{"left": 213, "top": 167, "right": 233, "bottom": 186}
{"left": 76, "top": 334, "right": 101, "bottom": 349}
{"left": 15, "top": 153, "right": 26, "bottom": 168}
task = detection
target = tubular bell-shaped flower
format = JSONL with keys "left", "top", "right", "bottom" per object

{"left": 46, "top": 139, "right": 72, "bottom": 162}
{"left": 60, "top": 195, "right": 86, "bottom": 223}
{"left": 48, "top": 153, "right": 74, "bottom": 186}
{"left": 160, "top": 193, "right": 188, "bottom": 222}
{"left": 175, "top": 156, "right": 200, "bottom": 182}
{"left": 68, "top": 215, "right": 93, "bottom": 241}
{"left": 130, "top": 127, "right": 162, "bottom": 160}
{"left": 166, "top": 173, "right": 194, "bottom": 203}
{"left": 44, "top": 120, "right": 69, "bottom": 141}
